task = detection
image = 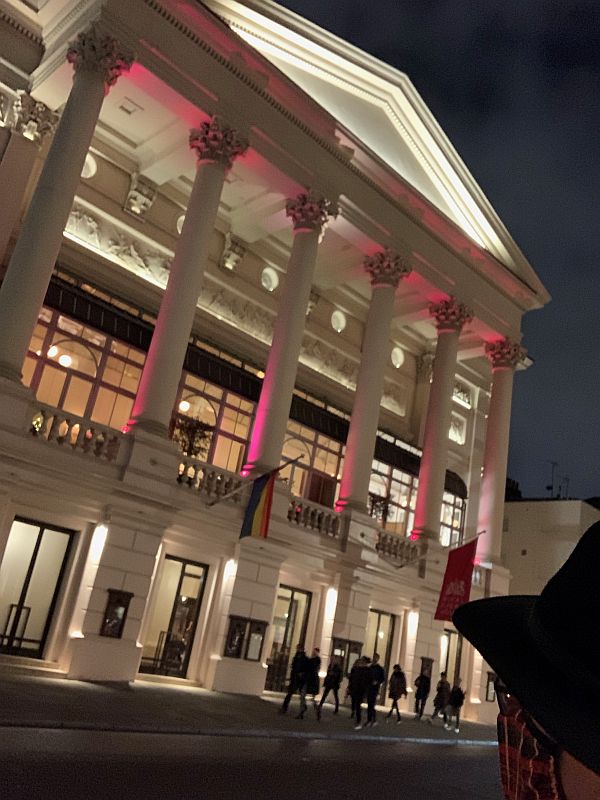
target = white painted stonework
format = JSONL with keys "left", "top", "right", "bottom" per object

{"left": 0, "top": 0, "right": 549, "bottom": 727}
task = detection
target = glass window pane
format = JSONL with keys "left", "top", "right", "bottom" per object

{"left": 211, "top": 436, "right": 243, "bottom": 472}
{"left": 109, "top": 394, "right": 133, "bottom": 431}
{"left": 0, "top": 521, "right": 40, "bottom": 637}
{"left": 142, "top": 559, "right": 182, "bottom": 659}
{"left": 21, "top": 357, "right": 37, "bottom": 388}
{"left": 62, "top": 377, "right": 92, "bottom": 418}
{"left": 37, "top": 365, "right": 66, "bottom": 407}
{"left": 90, "top": 387, "right": 119, "bottom": 427}
{"left": 22, "top": 528, "right": 70, "bottom": 646}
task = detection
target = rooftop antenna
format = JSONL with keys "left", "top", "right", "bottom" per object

{"left": 546, "top": 460, "right": 558, "bottom": 498}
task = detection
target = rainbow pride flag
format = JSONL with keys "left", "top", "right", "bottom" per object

{"left": 239, "top": 472, "right": 276, "bottom": 540}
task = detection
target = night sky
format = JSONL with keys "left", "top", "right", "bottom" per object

{"left": 279, "top": 0, "right": 600, "bottom": 500}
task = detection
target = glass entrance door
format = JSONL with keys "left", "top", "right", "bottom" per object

{"left": 364, "top": 608, "right": 396, "bottom": 701}
{"left": 264, "top": 585, "right": 311, "bottom": 691}
{"left": 139, "top": 556, "right": 208, "bottom": 678}
{"left": 0, "top": 518, "right": 73, "bottom": 658}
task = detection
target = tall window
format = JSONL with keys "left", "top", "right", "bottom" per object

{"left": 280, "top": 422, "right": 344, "bottom": 508}
{"left": 174, "top": 373, "right": 254, "bottom": 473}
{"left": 24, "top": 308, "right": 143, "bottom": 430}
{"left": 368, "top": 460, "right": 419, "bottom": 537}
{"left": 440, "top": 492, "right": 465, "bottom": 547}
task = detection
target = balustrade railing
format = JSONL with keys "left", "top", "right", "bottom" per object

{"left": 177, "top": 457, "right": 245, "bottom": 503}
{"left": 29, "top": 405, "right": 122, "bottom": 462}
{"left": 376, "top": 530, "right": 419, "bottom": 567}
{"left": 287, "top": 498, "right": 341, "bottom": 538}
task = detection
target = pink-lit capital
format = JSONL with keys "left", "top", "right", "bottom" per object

{"left": 189, "top": 117, "right": 248, "bottom": 169}
{"left": 285, "top": 191, "right": 335, "bottom": 232}
{"left": 485, "top": 338, "right": 525, "bottom": 370}
{"left": 66, "top": 24, "right": 134, "bottom": 92}
{"left": 430, "top": 297, "right": 473, "bottom": 332}
{"left": 364, "top": 247, "right": 412, "bottom": 288}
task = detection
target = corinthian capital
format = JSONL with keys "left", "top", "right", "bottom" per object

{"left": 285, "top": 191, "right": 336, "bottom": 232}
{"left": 485, "top": 338, "right": 525, "bottom": 370}
{"left": 430, "top": 297, "right": 473, "bottom": 332}
{"left": 11, "top": 92, "right": 58, "bottom": 144}
{"left": 364, "top": 247, "right": 412, "bottom": 288}
{"left": 67, "top": 24, "right": 134, "bottom": 91}
{"left": 189, "top": 116, "right": 248, "bottom": 169}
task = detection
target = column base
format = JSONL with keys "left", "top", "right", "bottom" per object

{"left": 67, "top": 634, "right": 142, "bottom": 682}
{"left": 240, "top": 460, "right": 277, "bottom": 478}
{"left": 210, "top": 656, "right": 267, "bottom": 695}
{"left": 0, "top": 362, "right": 23, "bottom": 383}
{"left": 124, "top": 415, "right": 169, "bottom": 438}
{"left": 335, "top": 497, "right": 367, "bottom": 515}
{"left": 0, "top": 376, "right": 35, "bottom": 435}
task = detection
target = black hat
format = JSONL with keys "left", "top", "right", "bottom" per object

{"left": 453, "top": 520, "right": 600, "bottom": 775}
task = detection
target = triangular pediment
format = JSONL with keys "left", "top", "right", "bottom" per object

{"left": 204, "top": 0, "right": 548, "bottom": 297}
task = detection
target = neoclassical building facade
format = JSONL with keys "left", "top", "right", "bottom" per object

{"left": 0, "top": 0, "right": 548, "bottom": 723}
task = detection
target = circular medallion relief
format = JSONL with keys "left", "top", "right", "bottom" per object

{"left": 261, "top": 267, "right": 279, "bottom": 292}
{"left": 331, "top": 310, "right": 347, "bottom": 333}
{"left": 391, "top": 346, "right": 405, "bottom": 369}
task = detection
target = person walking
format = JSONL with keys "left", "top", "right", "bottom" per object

{"left": 280, "top": 643, "right": 309, "bottom": 717}
{"left": 366, "top": 652, "right": 386, "bottom": 727}
{"left": 386, "top": 664, "right": 407, "bottom": 723}
{"left": 348, "top": 656, "right": 371, "bottom": 730}
{"left": 305, "top": 647, "right": 321, "bottom": 715}
{"left": 317, "top": 655, "right": 342, "bottom": 719}
{"left": 444, "top": 678, "right": 465, "bottom": 733}
{"left": 414, "top": 670, "right": 431, "bottom": 719}
{"left": 428, "top": 671, "right": 451, "bottom": 725}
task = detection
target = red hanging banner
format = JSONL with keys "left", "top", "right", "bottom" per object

{"left": 434, "top": 538, "right": 478, "bottom": 621}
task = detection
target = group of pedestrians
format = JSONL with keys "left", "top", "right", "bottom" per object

{"left": 279, "top": 645, "right": 465, "bottom": 733}
{"left": 414, "top": 670, "right": 466, "bottom": 733}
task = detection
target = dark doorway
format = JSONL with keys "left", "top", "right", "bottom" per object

{"left": 139, "top": 556, "right": 208, "bottom": 678}
{"left": 0, "top": 518, "right": 73, "bottom": 658}
{"left": 265, "top": 585, "right": 311, "bottom": 691}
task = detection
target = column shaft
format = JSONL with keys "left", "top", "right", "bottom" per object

{"left": 245, "top": 191, "right": 335, "bottom": 474}
{"left": 337, "top": 284, "right": 395, "bottom": 510}
{"left": 0, "top": 70, "right": 106, "bottom": 380}
{"left": 412, "top": 328, "right": 460, "bottom": 538}
{"left": 128, "top": 160, "right": 227, "bottom": 433}
{"left": 476, "top": 366, "right": 516, "bottom": 563}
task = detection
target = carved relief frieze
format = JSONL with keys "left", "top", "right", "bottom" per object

{"left": 299, "top": 337, "right": 358, "bottom": 390}
{"left": 381, "top": 383, "right": 407, "bottom": 417}
{"left": 65, "top": 200, "right": 173, "bottom": 287}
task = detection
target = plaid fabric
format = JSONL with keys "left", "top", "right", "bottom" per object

{"left": 497, "top": 707, "right": 565, "bottom": 799}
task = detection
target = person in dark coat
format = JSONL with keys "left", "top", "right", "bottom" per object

{"left": 386, "top": 664, "right": 407, "bottom": 723}
{"left": 348, "top": 656, "right": 371, "bottom": 730}
{"left": 428, "top": 671, "right": 451, "bottom": 724}
{"left": 444, "top": 678, "right": 465, "bottom": 733}
{"left": 414, "top": 670, "right": 431, "bottom": 719}
{"left": 303, "top": 647, "right": 321, "bottom": 716}
{"left": 317, "top": 655, "right": 342, "bottom": 718}
{"left": 280, "top": 643, "right": 309, "bottom": 716}
{"left": 366, "top": 652, "right": 386, "bottom": 727}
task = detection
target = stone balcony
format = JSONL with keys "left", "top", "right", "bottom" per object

{"left": 21, "top": 399, "right": 420, "bottom": 570}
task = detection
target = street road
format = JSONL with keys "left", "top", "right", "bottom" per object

{"left": 0, "top": 727, "right": 502, "bottom": 800}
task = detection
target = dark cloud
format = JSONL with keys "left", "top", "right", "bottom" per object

{"left": 280, "top": 0, "right": 600, "bottom": 497}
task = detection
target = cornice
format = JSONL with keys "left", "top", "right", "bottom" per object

{"left": 0, "top": 5, "right": 43, "bottom": 45}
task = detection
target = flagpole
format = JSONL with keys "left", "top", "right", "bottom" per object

{"left": 205, "top": 454, "right": 305, "bottom": 507}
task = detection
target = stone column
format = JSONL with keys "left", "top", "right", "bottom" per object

{"left": 411, "top": 298, "right": 472, "bottom": 540}
{"left": 0, "top": 25, "right": 133, "bottom": 382}
{"left": 476, "top": 338, "right": 523, "bottom": 564}
{"left": 127, "top": 118, "right": 248, "bottom": 435}
{"left": 0, "top": 92, "right": 58, "bottom": 263}
{"left": 337, "top": 248, "right": 411, "bottom": 511}
{"left": 243, "top": 192, "right": 335, "bottom": 474}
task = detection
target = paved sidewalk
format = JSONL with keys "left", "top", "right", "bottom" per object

{"left": 0, "top": 673, "right": 496, "bottom": 744}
